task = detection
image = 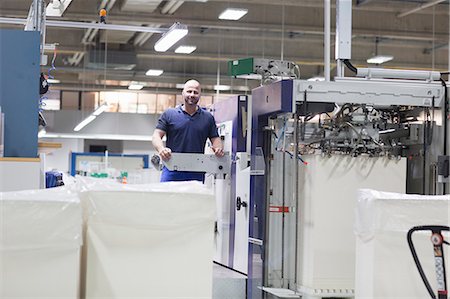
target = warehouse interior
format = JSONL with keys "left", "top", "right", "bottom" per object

{"left": 0, "top": 0, "right": 449, "bottom": 298}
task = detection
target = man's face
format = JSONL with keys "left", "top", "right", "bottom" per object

{"left": 182, "top": 84, "right": 200, "bottom": 106}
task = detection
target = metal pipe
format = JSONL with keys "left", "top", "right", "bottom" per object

{"left": 281, "top": 118, "right": 286, "bottom": 287}
{"left": 324, "top": 0, "right": 330, "bottom": 81}
{"left": 293, "top": 109, "right": 299, "bottom": 288}
{"left": 161, "top": 0, "right": 177, "bottom": 14}
{"left": 0, "top": 17, "right": 167, "bottom": 33}
{"left": 356, "top": 68, "right": 441, "bottom": 81}
{"left": 168, "top": 1, "right": 184, "bottom": 15}
{"left": 397, "top": 0, "right": 446, "bottom": 18}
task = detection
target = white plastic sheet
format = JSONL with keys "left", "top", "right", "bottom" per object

{"left": 296, "top": 154, "right": 406, "bottom": 293}
{"left": 80, "top": 179, "right": 216, "bottom": 299}
{"left": 355, "top": 189, "right": 450, "bottom": 299}
{"left": 0, "top": 187, "right": 82, "bottom": 298}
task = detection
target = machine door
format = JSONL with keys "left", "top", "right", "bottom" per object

{"left": 233, "top": 153, "right": 251, "bottom": 274}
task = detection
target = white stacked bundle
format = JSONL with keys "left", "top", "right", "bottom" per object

{"left": 355, "top": 189, "right": 450, "bottom": 299}
{"left": 0, "top": 187, "right": 82, "bottom": 298}
{"left": 81, "top": 181, "right": 216, "bottom": 299}
{"left": 296, "top": 155, "right": 406, "bottom": 296}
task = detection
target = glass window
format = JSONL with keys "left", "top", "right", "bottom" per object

{"left": 137, "top": 93, "right": 157, "bottom": 114}
{"left": 156, "top": 94, "right": 176, "bottom": 113}
{"left": 61, "top": 91, "right": 79, "bottom": 110}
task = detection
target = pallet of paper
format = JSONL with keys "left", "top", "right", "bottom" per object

{"left": 78, "top": 179, "right": 216, "bottom": 299}
{"left": 355, "top": 189, "right": 450, "bottom": 299}
{"left": 0, "top": 187, "right": 82, "bottom": 298}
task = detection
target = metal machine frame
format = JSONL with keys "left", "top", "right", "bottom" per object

{"left": 247, "top": 77, "right": 448, "bottom": 299}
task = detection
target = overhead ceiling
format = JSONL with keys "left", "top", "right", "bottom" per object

{"left": 1, "top": 0, "right": 450, "bottom": 94}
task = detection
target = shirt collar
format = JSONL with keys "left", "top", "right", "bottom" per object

{"left": 178, "top": 104, "right": 202, "bottom": 116}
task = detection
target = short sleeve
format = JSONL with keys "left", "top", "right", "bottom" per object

{"left": 156, "top": 111, "right": 169, "bottom": 132}
{"left": 208, "top": 115, "right": 219, "bottom": 139}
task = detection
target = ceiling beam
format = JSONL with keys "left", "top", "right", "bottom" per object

{"left": 397, "top": 0, "right": 447, "bottom": 18}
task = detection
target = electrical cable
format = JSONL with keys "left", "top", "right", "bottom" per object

{"left": 343, "top": 59, "right": 357, "bottom": 73}
{"left": 47, "top": 47, "right": 57, "bottom": 80}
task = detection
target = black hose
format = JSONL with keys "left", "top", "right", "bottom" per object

{"left": 343, "top": 59, "right": 357, "bottom": 74}
{"left": 407, "top": 225, "right": 450, "bottom": 299}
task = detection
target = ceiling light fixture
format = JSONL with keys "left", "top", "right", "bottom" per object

{"left": 128, "top": 82, "right": 144, "bottom": 90}
{"left": 73, "top": 104, "right": 109, "bottom": 132}
{"left": 145, "top": 69, "right": 164, "bottom": 76}
{"left": 74, "top": 115, "right": 96, "bottom": 132}
{"left": 45, "top": 0, "right": 74, "bottom": 17}
{"left": 218, "top": 8, "right": 248, "bottom": 20}
{"left": 92, "top": 104, "right": 109, "bottom": 116}
{"left": 175, "top": 45, "right": 197, "bottom": 54}
{"left": 366, "top": 55, "right": 394, "bottom": 64}
{"left": 154, "top": 22, "right": 188, "bottom": 52}
{"left": 214, "top": 85, "right": 231, "bottom": 91}
{"left": 47, "top": 79, "right": 60, "bottom": 84}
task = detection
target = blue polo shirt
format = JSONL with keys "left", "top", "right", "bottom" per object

{"left": 156, "top": 105, "right": 219, "bottom": 182}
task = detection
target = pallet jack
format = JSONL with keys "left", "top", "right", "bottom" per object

{"left": 408, "top": 225, "right": 450, "bottom": 299}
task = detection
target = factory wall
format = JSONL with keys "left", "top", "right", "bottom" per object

{"left": 40, "top": 111, "right": 161, "bottom": 175}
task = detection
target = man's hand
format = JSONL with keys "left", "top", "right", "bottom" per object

{"left": 158, "top": 147, "right": 172, "bottom": 161}
{"left": 211, "top": 147, "right": 224, "bottom": 157}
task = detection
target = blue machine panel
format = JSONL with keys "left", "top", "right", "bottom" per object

{"left": 248, "top": 80, "right": 293, "bottom": 299}
{"left": 212, "top": 95, "right": 249, "bottom": 270}
{"left": 0, "top": 29, "right": 40, "bottom": 157}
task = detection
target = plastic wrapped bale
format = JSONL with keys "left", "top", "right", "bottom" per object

{"left": 80, "top": 180, "right": 216, "bottom": 299}
{"left": 0, "top": 187, "right": 82, "bottom": 298}
{"left": 295, "top": 155, "right": 406, "bottom": 296}
{"left": 355, "top": 189, "right": 450, "bottom": 299}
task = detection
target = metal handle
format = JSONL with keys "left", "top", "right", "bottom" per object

{"left": 236, "top": 196, "right": 248, "bottom": 211}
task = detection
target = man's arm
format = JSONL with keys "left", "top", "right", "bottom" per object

{"left": 210, "top": 136, "right": 224, "bottom": 157}
{"left": 152, "top": 129, "right": 172, "bottom": 161}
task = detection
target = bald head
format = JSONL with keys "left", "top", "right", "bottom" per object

{"left": 183, "top": 80, "right": 201, "bottom": 93}
{"left": 182, "top": 79, "right": 201, "bottom": 107}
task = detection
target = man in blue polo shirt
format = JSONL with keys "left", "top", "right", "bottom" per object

{"left": 152, "top": 79, "right": 224, "bottom": 182}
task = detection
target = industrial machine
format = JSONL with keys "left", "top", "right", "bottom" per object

{"left": 248, "top": 76, "right": 447, "bottom": 298}
{"left": 242, "top": 1, "right": 449, "bottom": 298}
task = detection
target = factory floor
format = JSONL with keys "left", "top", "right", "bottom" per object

{"left": 213, "top": 263, "right": 247, "bottom": 299}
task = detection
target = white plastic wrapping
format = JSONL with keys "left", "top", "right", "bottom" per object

{"left": 79, "top": 178, "right": 216, "bottom": 299}
{"left": 0, "top": 187, "right": 82, "bottom": 298}
{"left": 296, "top": 154, "right": 406, "bottom": 294}
{"left": 355, "top": 189, "right": 450, "bottom": 299}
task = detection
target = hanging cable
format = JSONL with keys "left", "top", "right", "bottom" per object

{"left": 47, "top": 46, "right": 57, "bottom": 80}
{"left": 343, "top": 59, "right": 357, "bottom": 73}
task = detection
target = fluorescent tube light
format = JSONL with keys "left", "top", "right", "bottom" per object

{"left": 74, "top": 115, "right": 96, "bottom": 131}
{"left": 145, "top": 69, "right": 164, "bottom": 76}
{"left": 92, "top": 104, "right": 109, "bottom": 116}
{"left": 219, "top": 8, "right": 248, "bottom": 20}
{"left": 46, "top": 0, "right": 74, "bottom": 17}
{"left": 128, "top": 82, "right": 144, "bottom": 90}
{"left": 367, "top": 55, "right": 394, "bottom": 64}
{"left": 175, "top": 45, "right": 197, "bottom": 54}
{"left": 214, "top": 85, "right": 231, "bottom": 91}
{"left": 154, "top": 22, "right": 188, "bottom": 52}
{"left": 236, "top": 74, "right": 262, "bottom": 80}
{"left": 176, "top": 84, "right": 185, "bottom": 89}
{"left": 47, "top": 79, "right": 60, "bottom": 84}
